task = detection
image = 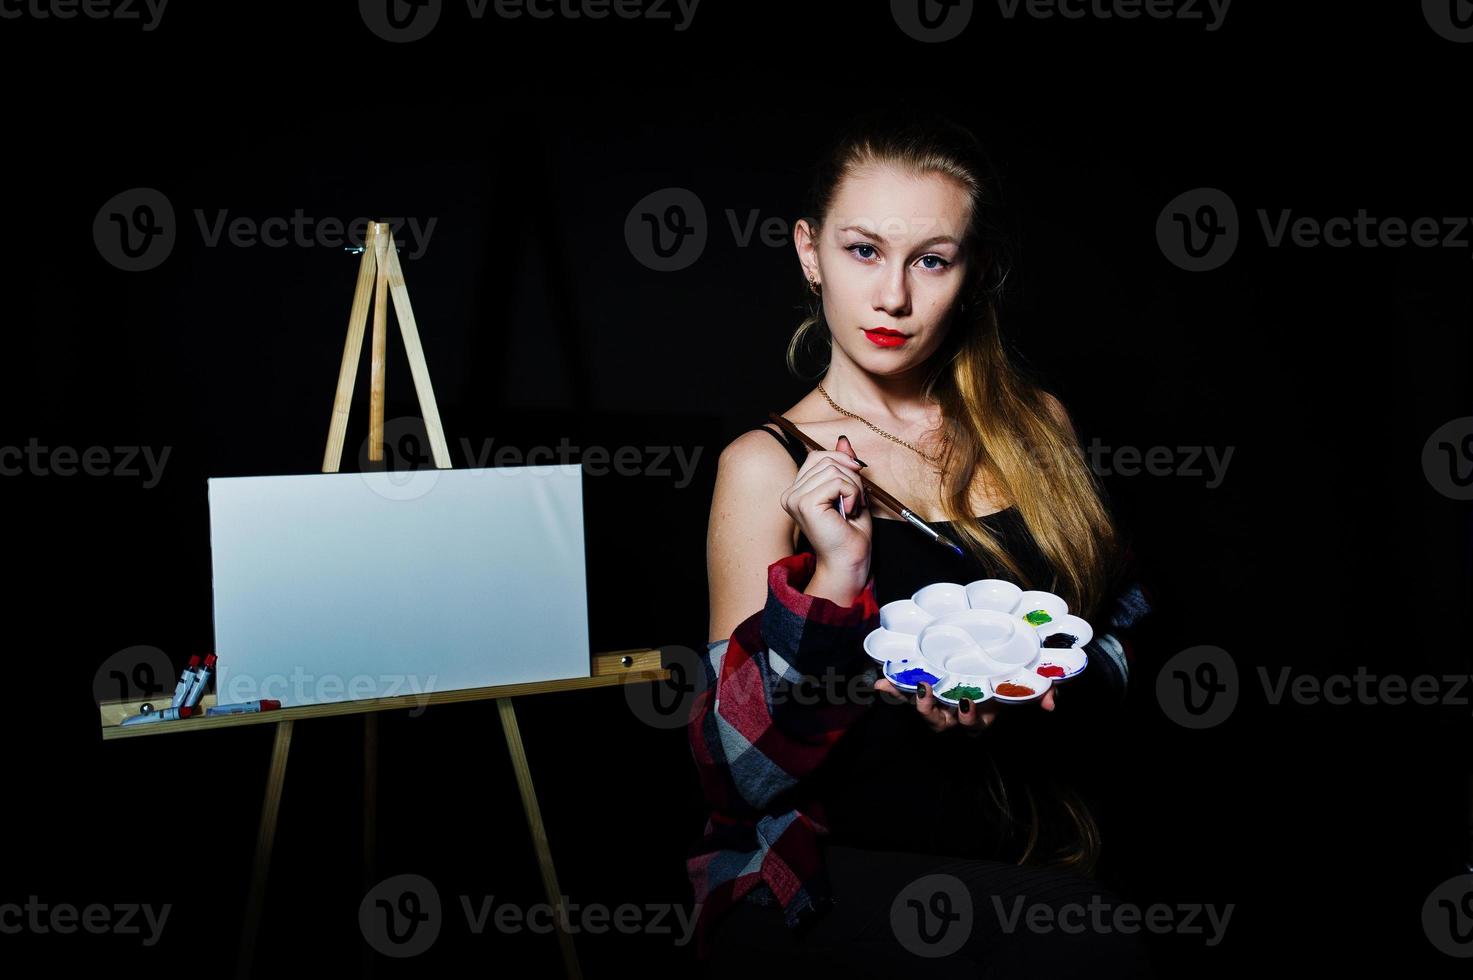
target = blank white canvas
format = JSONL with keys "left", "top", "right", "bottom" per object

{"left": 206, "top": 464, "right": 591, "bottom": 708}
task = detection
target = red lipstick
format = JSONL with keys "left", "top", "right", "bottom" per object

{"left": 863, "top": 327, "right": 908, "bottom": 348}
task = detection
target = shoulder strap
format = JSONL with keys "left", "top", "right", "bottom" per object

{"left": 746, "top": 422, "right": 807, "bottom": 468}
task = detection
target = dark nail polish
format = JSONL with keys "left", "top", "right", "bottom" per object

{"left": 854, "top": 457, "right": 869, "bottom": 468}
{"left": 918, "top": 683, "right": 928, "bottom": 697}
{"left": 960, "top": 698, "right": 972, "bottom": 714}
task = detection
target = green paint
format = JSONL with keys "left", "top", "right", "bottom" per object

{"left": 1024, "top": 609, "right": 1052, "bottom": 626}
{"left": 942, "top": 684, "right": 985, "bottom": 701}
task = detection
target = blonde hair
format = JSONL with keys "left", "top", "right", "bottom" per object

{"left": 791, "top": 106, "right": 1130, "bottom": 874}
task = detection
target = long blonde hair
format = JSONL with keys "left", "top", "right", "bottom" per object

{"left": 789, "top": 106, "right": 1130, "bottom": 874}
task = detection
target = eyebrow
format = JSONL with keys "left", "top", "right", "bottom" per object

{"left": 839, "top": 224, "right": 960, "bottom": 249}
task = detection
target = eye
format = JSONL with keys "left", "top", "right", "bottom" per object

{"left": 847, "top": 243, "right": 878, "bottom": 261}
{"left": 918, "top": 254, "right": 952, "bottom": 271}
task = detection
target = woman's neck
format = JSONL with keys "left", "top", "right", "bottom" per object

{"left": 819, "top": 358, "right": 937, "bottom": 427}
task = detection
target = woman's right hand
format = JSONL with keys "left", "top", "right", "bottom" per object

{"left": 780, "top": 435, "right": 873, "bottom": 589}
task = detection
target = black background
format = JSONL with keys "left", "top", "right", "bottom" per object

{"left": 1, "top": 2, "right": 1469, "bottom": 976}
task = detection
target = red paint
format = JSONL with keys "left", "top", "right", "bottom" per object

{"left": 1037, "top": 664, "right": 1066, "bottom": 678}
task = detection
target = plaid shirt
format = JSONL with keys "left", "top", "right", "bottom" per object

{"left": 683, "top": 549, "right": 1153, "bottom": 962}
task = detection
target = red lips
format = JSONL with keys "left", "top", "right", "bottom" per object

{"left": 863, "top": 327, "right": 908, "bottom": 348}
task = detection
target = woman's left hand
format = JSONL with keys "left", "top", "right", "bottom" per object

{"left": 873, "top": 678, "right": 1056, "bottom": 735}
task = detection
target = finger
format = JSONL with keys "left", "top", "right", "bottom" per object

{"left": 792, "top": 461, "right": 862, "bottom": 500}
{"left": 872, "top": 676, "right": 911, "bottom": 706}
{"left": 796, "top": 470, "right": 867, "bottom": 519}
{"left": 956, "top": 696, "right": 992, "bottom": 732}
{"left": 834, "top": 435, "right": 868, "bottom": 469}
{"left": 973, "top": 704, "right": 1000, "bottom": 733}
{"left": 1041, "top": 688, "right": 1057, "bottom": 712}
{"left": 915, "top": 682, "right": 957, "bottom": 732}
{"left": 796, "top": 448, "right": 864, "bottom": 484}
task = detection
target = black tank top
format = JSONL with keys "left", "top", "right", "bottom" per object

{"left": 745, "top": 421, "right": 1060, "bottom": 858}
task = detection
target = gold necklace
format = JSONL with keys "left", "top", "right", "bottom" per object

{"left": 818, "top": 382, "right": 945, "bottom": 465}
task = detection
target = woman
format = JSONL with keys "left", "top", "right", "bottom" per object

{"left": 686, "top": 106, "right": 1155, "bottom": 978}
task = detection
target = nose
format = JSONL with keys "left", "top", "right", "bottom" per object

{"left": 873, "top": 263, "right": 911, "bottom": 317}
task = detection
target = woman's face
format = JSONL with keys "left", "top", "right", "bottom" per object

{"left": 799, "top": 164, "right": 971, "bottom": 375}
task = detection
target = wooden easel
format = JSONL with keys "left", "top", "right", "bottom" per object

{"left": 97, "top": 221, "right": 671, "bottom": 979}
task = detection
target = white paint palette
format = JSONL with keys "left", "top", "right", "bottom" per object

{"left": 863, "top": 578, "right": 1093, "bottom": 704}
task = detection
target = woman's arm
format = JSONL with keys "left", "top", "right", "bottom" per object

{"left": 691, "top": 430, "right": 880, "bottom": 811}
{"left": 706, "top": 429, "right": 800, "bottom": 645}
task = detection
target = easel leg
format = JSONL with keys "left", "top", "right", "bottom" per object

{"left": 359, "top": 716, "right": 377, "bottom": 972}
{"left": 237, "top": 719, "right": 293, "bottom": 980}
{"left": 497, "top": 697, "right": 583, "bottom": 980}
{"left": 362, "top": 713, "right": 379, "bottom": 978}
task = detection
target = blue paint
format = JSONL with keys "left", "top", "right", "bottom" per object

{"left": 892, "top": 666, "right": 940, "bottom": 687}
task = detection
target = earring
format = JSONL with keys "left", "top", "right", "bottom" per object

{"left": 807, "top": 275, "right": 821, "bottom": 294}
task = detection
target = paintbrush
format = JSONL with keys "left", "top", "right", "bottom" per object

{"left": 766, "top": 412, "right": 966, "bottom": 558}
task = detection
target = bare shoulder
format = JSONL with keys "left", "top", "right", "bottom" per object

{"left": 1040, "top": 390, "right": 1077, "bottom": 441}
{"left": 706, "top": 426, "right": 802, "bottom": 642}
{"left": 712, "top": 426, "right": 800, "bottom": 521}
